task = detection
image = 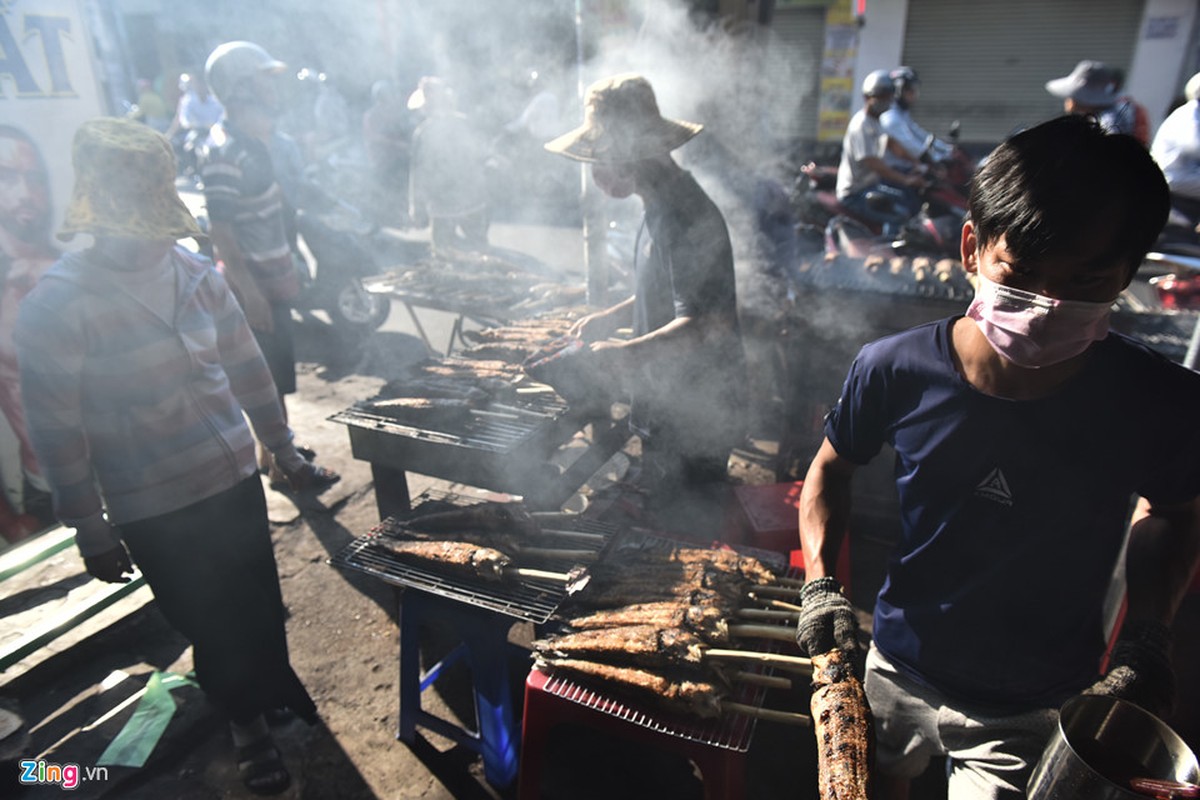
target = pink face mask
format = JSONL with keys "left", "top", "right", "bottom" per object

{"left": 966, "top": 274, "right": 1113, "bottom": 368}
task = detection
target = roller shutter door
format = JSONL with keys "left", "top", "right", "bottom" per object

{"left": 765, "top": 6, "right": 826, "bottom": 140}
{"left": 899, "top": 0, "right": 1144, "bottom": 146}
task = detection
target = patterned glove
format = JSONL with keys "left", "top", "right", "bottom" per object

{"left": 796, "top": 576, "right": 862, "bottom": 659}
{"left": 1083, "top": 620, "right": 1174, "bottom": 718}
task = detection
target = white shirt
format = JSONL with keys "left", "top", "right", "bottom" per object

{"left": 836, "top": 109, "right": 888, "bottom": 199}
{"left": 1151, "top": 100, "right": 1200, "bottom": 201}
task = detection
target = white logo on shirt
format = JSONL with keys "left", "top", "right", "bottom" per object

{"left": 975, "top": 468, "right": 1013, "bottom": 506}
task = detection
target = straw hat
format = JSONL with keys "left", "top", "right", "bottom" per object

{"left": 58, "top": 117, "right": 202, "bottom": 242}
{"left": 544, "top": 73, "right": 702, "bottom": 164}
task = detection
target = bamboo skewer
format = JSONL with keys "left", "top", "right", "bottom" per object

{"left": 735, "top": 608, "right": 800, "bottom": 622}
{"left": 748, "top": 594, "right": 804, "bottom": 613}
{"left": 536, "top": 528, "right": 608, "bottom": 544}
{"left": 722, "top": 701, "right": 811, "bottom": 727}
{"left": 517, "top": 547, "right": 598, "bottom": 562}
{"left": 728, "top": 623, "right": 800, "bottom": 643}
{"left": 726, "top": 669, "right": 794, "bottom": 690}
{"left": 510, "top": 567, "right": 573, "bottom": 582}
{"left": 703, "top": 648, "right": 813, "bottom": 673}
{"left": 748, "top": 584, "right": 804, "bottom": 599}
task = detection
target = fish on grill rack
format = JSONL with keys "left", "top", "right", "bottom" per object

{"left": 357, "top": 397, "right": 476, "bottom": 427}
{"left": 564, "top": 601, "right": 728, "bottom": 633}
{"left": 810, "top": 648, "right": 873, "bottom": 800}
{"left": 372, "top": 538, "right": 514, "bottom": 582}
{"left": 534, "top": 623, "right": 708, "bottom": 668}
{"left": 536, "top": 657, "right": 725, "bottom": 719}
{"left": 571, "top": 560, "right": 764, "bottom": 609}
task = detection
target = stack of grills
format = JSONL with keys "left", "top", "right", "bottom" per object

{"left": 331, "top": 313, "right": 631, "bottom": 511}
{"left": 364, "top": 249, "right": 588, "bottom": 323}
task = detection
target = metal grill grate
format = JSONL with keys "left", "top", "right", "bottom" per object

{"left": 538, "top": 671, "right": 764, "bottom": 751}
{"left": 329, "top": 492, "right": 618, "bottom": 623}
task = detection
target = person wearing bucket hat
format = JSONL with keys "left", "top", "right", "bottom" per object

{"left": 14, "top": 117, "right": 329, "bottom": 796}
{"left": 546, "top": 73, "right": 746, "bottom": 531}
{"left": 200, "top": 41, "right": 339, "bottom": 488}
{"left": 1046, "top": 60, "right": 1144, "bottom": 143}
{"left": 798, "top": 115, "right": 1200, "bottom": 799}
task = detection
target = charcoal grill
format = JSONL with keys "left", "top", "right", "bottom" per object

{"left": 329, "top": 495, "right": 619, "bottom": 623}
{"left": 332, "top": 377, "right": 629, "bottom": 518}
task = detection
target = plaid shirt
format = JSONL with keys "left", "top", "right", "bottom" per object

{"left": 15, "top": 247, "right": 295, "bottom": 554}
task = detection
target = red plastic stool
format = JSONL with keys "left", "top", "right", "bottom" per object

{"left": 518, "top": 668, "right": 751, "bottom": 800}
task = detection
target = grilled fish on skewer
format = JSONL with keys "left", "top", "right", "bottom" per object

{"left": 565, "top": 601, "right": 728, "bottom": 632}
{"left": 535, "top": 624, "right": 708, "bottom": 668}
{"left": 536, "top": 657, "right": 812, "bottom": 725}
{"left": 536, "top": 657, "right": 725, "bottom": 718}
{"left": 372, "top": 539, "right": 523, "bottom": 582}
{"left": 810, "top": 649, "right": 873, "bottom": 800}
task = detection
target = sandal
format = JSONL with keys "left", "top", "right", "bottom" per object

{"left": 271, "top": 462, "right": 341, "bottom": 493}
{"left": 236, "top": 737, "right": 291, "bottom": 796}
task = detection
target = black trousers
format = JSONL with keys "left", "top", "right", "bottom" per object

{"left": 120, "top": 476, "right": 316, "bottom": 725}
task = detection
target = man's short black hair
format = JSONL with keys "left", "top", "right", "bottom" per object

{"left": 968, "top": 115, "right": 1168, "bottom": 271}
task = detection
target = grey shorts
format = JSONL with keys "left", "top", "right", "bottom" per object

{"left": 863, "top": 645, "right": 1059, "bottom": 800}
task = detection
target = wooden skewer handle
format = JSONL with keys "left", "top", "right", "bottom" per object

{"left": 748, "top": 594, "right": 803, "bottom": 613}
{"left": 517, "top": 547, "right": 598, "bottom": 561}
{"left": 511, "top": 567, "right": 572, "bottom": 582}
{"left": 730, "top": 670, "right": 793, "bottom": 690}
{"left": 735, "top": 608, "right": 800, "bottom": 622}
{"left": 721, "top": 701, "right": 811, "bottom": 727}
{"left": 536, "top": 528, "right": 608, "bottom": 544}
{"left": 728, "top": 624, "right": 800, "bottom": 643}
{"left": 750, "top": 584, "right": 804, "bottom": 598}
{"left": 704, "top": 648, "right": 813, "bottom": 670}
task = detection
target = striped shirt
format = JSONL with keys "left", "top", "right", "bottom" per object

{"left": 200, "top": 122, "right": 295, "bottom": 297}
{"left": 15, "top": 247, "right": 296, "bottom": 552}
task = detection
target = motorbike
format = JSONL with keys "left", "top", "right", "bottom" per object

{"left": 1144, "top": 198, "right": 1200, "bottom": 312}
{"left": 194, "top": 201, "right": 392, "bottom": 336}
{"left": 793, "top": 125, "right": 977, "bottom": 263}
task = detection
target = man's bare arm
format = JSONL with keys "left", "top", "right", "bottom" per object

{"left": 799, "top": 438, "right": 859, "bottom": 579}
{"left": 1125, "top": 495, "right": 1200, "bottom": 625}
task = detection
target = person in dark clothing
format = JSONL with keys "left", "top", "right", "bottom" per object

{"left": 545, "top": 74, "right": 747, "bottom": 525}
{"left": 797, "top": 116, "right": 1200, "bottom": 799}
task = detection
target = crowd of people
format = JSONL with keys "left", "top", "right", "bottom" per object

{"left": 3, "top": 31, "right": 1200, "bottom": 799}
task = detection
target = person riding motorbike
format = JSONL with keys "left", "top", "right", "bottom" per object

{"left": 166, "top": 72, "right": 224, "bottom": 179}
{"left": 836, "top": 69, "right": 927, "bottom": 238}
{"left": 880, "top": 67, "right": 954, "bottom": 171}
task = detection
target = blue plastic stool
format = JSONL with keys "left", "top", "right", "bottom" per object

{"left": 397, "top": 589, "right": 521, "bottom": 788}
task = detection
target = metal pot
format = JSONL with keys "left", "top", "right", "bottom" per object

{"left": 1027, "top": 695, "right": 1199, "bottom": 799}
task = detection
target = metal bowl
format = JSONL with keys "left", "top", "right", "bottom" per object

{"left": 1027, "top": 695, "right": 1199, "bottom": 800}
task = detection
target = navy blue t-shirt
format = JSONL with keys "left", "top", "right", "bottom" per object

{"left": 827, "top": 317, "right": 1200, "bottom": 709}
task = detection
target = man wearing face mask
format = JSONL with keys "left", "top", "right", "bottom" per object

{"left": 796, "top": 115, "right": 1200, "bottom": 800}
{"left": 544, "top": 74, "right": 746, "bottom": 533}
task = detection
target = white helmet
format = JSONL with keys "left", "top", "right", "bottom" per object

{"left": 862, "top": 69, "right": 896, "bottom": 98}
{"left": 205, "top": 41, "right": 286, "bottom": 105}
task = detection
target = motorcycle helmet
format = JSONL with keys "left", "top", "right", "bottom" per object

{"left": 891, "top": 67, "right": 919, "bottom": 94}
{"left": 861, "top": 69, "right": 896, "bottom": 98}
{"left": 205, "top": 41, "right": 286, "bottom": 106}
